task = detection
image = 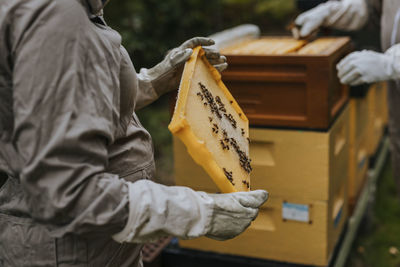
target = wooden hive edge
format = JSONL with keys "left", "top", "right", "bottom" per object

{"left": 169, "top": 46, "right": 249, "bottom": 193}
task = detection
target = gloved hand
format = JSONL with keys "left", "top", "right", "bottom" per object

{"left": 112, "top": 180, "right": 268, "bottom": 243}
{"left": 206, "top": 190, "right": 268, "bottom": 241}
{"left": 137, "top": 37, "right": 228, "bottom": 98}
{"left": 294, "top": 0, "right": 367, "bottom": 38}
{"left": 337, "top": 46, "right": 400, "bottom": 86}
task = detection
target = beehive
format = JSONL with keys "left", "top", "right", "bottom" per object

{"left": 221, "top": 37, "right": 351, "bottom": 129}
{"left": 176, "top": 106, "right": 349, "bottom": 266}
{"left": 169, "top": 46, "right": 251, "bottom": 193}
{"left": 297, "top": 37, "right": 347, "bottom": 55}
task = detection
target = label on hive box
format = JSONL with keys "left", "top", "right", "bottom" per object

{"left": 282, "top": 202, "right": 310, "bottom": 223}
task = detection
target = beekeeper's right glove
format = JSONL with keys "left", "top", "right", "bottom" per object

{"left": 294, "top": 0, "right": 368, "bottom": 38}
{"left": 112, "top": 180, "right": 268, "bottom": 243}
{"left": 205, "top": 190, "right": 268, "bottom": 240}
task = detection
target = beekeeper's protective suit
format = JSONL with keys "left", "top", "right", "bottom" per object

{"left": 295, "top": 0, "right": 400, "bottom": 193}
{"left": 0, "top": 0, "right": 268, "bottom": 266}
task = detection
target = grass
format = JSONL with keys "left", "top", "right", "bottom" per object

{"left": 347, "top": 160, "right": 400, "bottom": 267}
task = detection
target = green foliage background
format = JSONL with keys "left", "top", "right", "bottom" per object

{"left": 105, "top": 0, "right": 296, "bottom": 68}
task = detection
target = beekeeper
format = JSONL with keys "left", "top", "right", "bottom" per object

{"left": 0, "top": 0, "right": 268, "bottom": 266}
{"left": 295, "top": 0, "right": 400, "bottom": 193}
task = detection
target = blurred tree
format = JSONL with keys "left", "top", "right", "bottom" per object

{"left": 104, "top": 0, "right": 296, "bottom": 69}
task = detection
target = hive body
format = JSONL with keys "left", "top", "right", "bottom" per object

{"left": 175, "top": 105, "right": 350, "bottom": 266}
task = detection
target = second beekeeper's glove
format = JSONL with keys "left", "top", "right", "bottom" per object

{"left": 112, "top": 180, "right": 268, "bottom": 243}
{"left": 294, "top": 0, "right": 367, "bottom": 38}
{"left": 137, "top": 37, "right": 228, "bottom": 97}
{"left": 337, "top": 45, "right": 400, "bottom": 86}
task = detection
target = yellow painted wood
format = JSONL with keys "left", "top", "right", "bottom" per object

{"left": 174, "top": 105, "right": 350, "bottom": 201}
{"left": 348, "top": 98, "right": 369, "bottom": 207}
{"left": 221, "top": 37, "right": 307, "bottom": 55}
{"left": 348, "top": 129, "right": 369, "bottom": 205}
{"left": 169, "top": 46, "right": 250, "bottom": 192}
{"left": 349, "top": 98, "right": 369, "bottom": 146}
{"left": 174, "top": 107, "right": 349, "bottom": 266}
{"left": 297, "top": 37, "right": 350, "bottom": 55}
{"left": 221, "top": 37, "right": 349, "bottom": 56}
{"left": 179, "top": 191, "right": 347, "bottom": 266}
{"left": 366, "top": 83, "right": 385, "bottom": 156}
{"left": 382, "top": 82, "right": 389, "bottom": 126}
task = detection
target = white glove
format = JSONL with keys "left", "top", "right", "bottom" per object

{"left": 112, "top": 180, "right": 268, "bottom": 243}
{"left": 294, "top": 0, "right": 368, "bottom": 38}
{"left": 337, "top": 45, "right": 400, "bottom": 85}
{"left": 208, "top": 24, "right": 260, "bottom": 50}
{"left": 137, "top": 37, "right": 227, "bottom": 97}
{"left": 206, "top": 190, "right": 268, "bottom": 241}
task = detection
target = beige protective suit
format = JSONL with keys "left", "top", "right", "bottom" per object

{"left": 0, "top": 0, "right": 157, "bottom": 266}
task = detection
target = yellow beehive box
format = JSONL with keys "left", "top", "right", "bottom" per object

{"left": 174, "top": 105, "right": 350, "bottom": 201}
{"left": 169, "top": 46, "right": 251, "bottom": 193}
{"left": 348, "top": 129, "right": 369, "bottom": 207}
{"left": 348, "top": 98, "right": 369, "bottom": 209}
{"left": 366, "top": 83, "right": 386, "bottom": 156}
{"left": 179, "top": 189, "right": 347, "bottom": 266}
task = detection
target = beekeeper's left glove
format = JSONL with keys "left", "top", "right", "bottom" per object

{"left": 137, "top": 37, "right": 227, "bottom": 97}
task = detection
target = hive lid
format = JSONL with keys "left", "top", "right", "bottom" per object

{"left": 221, "top": 36, "right": 351, "bottom": 56}
{"left": 297, "top": 37, "right": 350, "bottom": 55}
{"left": 221, "top": 37, "right": 307, "bottom": 55}
{"left": 169, "top": 46, "right": 251, "bottom": 193}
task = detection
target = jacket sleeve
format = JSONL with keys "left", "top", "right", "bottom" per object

{"left": 134, "top": 65, "right": 183, "bottom": 110}
{"left": 6, "top": 0, "right": 130, "bottom": 237}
